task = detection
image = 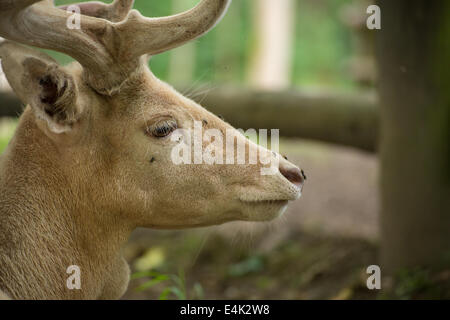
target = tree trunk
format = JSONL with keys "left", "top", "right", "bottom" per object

{"left": 214, "top": 0, "right": 243, "bottom": 83}
{"left": 377, "top": 0, "right": 450, "bottom": 275}
{"left": 167, "top": 0, "right": 197, "bottom": 86}
{"left": 0, "top": 86, "right": 378, "bottom": 151}
{"left": 248, "top": 0, "right": 294, "bottom": 89}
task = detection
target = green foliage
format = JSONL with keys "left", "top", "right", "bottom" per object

{"left": 0, "top": 141, "right": 8, "bottom": 153}
{"left": 124, "top": 230, "right": 379, "bottom": 299}
{"left": 228, "top": 256, "right": 265, "bottom": 277}
{"left": 380, "top": 267, "right": 450, "bottom": 300}
{"left": 394, "top": 268, "right": 434, "bottom": 299}
{"left": 0, "top": 119, "right": 17, "bottom": 153}
{"left": 132, "top": 268, "right": 204, "bottom": 300}
{"left": 51, "top": 0, "right": 357, "bottom": 88}
{"left": 293, "top": 0, "right": 353, "bottom": 88}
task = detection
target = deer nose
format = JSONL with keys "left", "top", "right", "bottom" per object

{"left": 279, "top": 164, "right": 306, "bottom": 190}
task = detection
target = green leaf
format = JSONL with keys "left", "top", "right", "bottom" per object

{"left": 193, "top": 282, "right": 204, "bottom": 300}
{"left": 169, "top": 286, "right": 186, "bottom": 300}
{"left": 135, "top": 275, "right": 169, "bottom": 292}
{"left": 158, "top": 288, "right": 172, "bottom": 300}
{"left": 131, "top": 270, "right": 165, "bottom": 280}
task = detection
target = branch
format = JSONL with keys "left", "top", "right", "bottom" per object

{"left": 190, "top": 87, "right": 379, "bottom": 152}
{"left": 0, "top": 91, "right": 23, "bottom": 117}
{"left": 0, "top": 87, "right": 379, "bottom": 152}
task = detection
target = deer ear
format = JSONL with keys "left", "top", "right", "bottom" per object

{"left": 0, "top": 41, "right": 81, "bottom": 134}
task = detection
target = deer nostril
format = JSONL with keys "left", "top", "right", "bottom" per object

{"left": 280, "top": 166, "right": 305, "bottom": 189}
{"left": 301, "top": 169, "right": 307, "bottom": 181}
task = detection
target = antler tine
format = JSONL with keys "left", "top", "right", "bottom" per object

{"left": 0, "top": 0, "right": 126, "bottom": 93}
{"left": 58, "top": 0, "right": 134, "bottom": 22}
{"left": 111, "top": 0, "right": 135, "bottom": 21}
{"left": 117, "top": 0, "right": 232, "bottom": 58}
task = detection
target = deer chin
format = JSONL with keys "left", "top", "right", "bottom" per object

{"left": 239, "top": 199, "right": 290, "bottom": 221}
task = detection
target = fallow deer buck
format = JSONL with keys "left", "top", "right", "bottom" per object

{"left": 0, "top": 0, "right": 305, "bottom": 300}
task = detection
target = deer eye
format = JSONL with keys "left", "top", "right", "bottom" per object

{"left": 147, "top": 119, "right": 178, "bottom": 138}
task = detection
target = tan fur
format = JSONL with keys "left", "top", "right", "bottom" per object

{"left": 0, "top": 0, "right": 304, "bottom": 300}
{"left": 0, "top": 289, "right": 10, "bottom": 300}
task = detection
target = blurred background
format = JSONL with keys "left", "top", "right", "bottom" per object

{"left": 0, "top": 0, "right": 448, "bottom": 299}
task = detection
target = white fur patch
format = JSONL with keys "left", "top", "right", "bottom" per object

{"left": 35, "top": 109, "right": 72, "bottom": 134}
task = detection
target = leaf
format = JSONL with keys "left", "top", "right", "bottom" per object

{"left": 159, "top": 288, "right": 172, "bottom": 300}
{"left": 228, "top": 256, "right": 265, "bottom": 277}
{"left": 131, "top": 270, "right": 165, "bottom": 280}
{"left": 169, "top": 286, "right": 186, "bottom": 300}
{"left": 133, "top": 247, "right": 166, "bottom": 271}
{"left": 332, "top": 287, "right": 353, "bottom": 300}
{"left": 135, "top": 275, "right": 170, "bottom": 292}
{"left": 193, "top": 282, "right": 204, "bottom": 300}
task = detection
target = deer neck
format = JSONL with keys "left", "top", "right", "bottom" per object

{"left": 0, "top": 109, "right": 133, "bottom": 299}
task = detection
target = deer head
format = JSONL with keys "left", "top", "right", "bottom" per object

{"left": 0, "top": 0, "right": 305, "bottom": 229}
{"left": 0, "top": 0, "right": 306, "bottom": 299}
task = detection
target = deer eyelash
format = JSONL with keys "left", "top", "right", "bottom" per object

{"left": 146, "top": 119, "right": 178, "bottom": 138}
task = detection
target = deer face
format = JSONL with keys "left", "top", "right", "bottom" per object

{"left": 90, "top": 70, "right": 304, "bottom": 228}
{"left": 0, "top": 0, "right": 304, "bottom": 229}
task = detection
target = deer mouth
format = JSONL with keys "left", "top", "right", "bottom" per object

{"left": 240, "top": 199, "right": 288, "bottom": 205}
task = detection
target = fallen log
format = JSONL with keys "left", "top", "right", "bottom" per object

{"left": 0, "top": 91, "right": 23, "bottom": 117}
{"left": 1, "top": 87, "right": 378, "bottom": 152}
{"left": 192, "top": 87, "right": 379, "bottom": 152}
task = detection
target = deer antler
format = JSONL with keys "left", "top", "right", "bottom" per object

{"left": 58, "top": 0, "right": 134, "bottom": 22}
{"left": 0, "top": 0, "right": 231, "bottom": 95}
{"left": 116, "top": 0, "right": 231, "bottom": 57}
